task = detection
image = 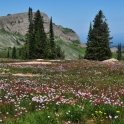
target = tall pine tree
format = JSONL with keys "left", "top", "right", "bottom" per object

{"left": 22, "top": 7, "right": 34, "bottom": 59}
{"left": 84, "top": 10, "right": 112, "bottom": 61}
{"left": 28, "top": 7, "right": 34, "bottom": 59}
{"left": 49, "top": 17, "right": 56, "bottom": 59}
{"left": 84, "top": 22, "right": 93, "bottom": 59}
{"left": 33, "top": 10, "right": 48, "bottom": 59}
{"left": 48, "top": 17, "right": 65, "bottom": 59}
{"left": 12, "top": 46, "right": 16, "bottom": 59}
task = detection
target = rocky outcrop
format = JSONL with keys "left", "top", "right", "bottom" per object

{"left": 102, "top": 58, "right": 118, "bottom": 63}
{"left": 0, "top": 12, "right": 80, "bottom": 43}
{"left": 110, "top": 47, "right": 118, "bottom": 53}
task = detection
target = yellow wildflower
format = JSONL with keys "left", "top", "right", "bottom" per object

{"left": 95, "top": 111, "right": 98, "bottom": 113}
{"left": 99, "top": 111, "right": 103, "bottom": 114}
{"left": 116, "top": 111, "right": 120, "bottom": 114}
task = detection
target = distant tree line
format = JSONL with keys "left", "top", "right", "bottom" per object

{"left": 9, "top": 7, "right": 65, "bottom": 60}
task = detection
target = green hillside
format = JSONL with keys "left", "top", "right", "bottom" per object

{"left": 0, "top": 29, "right": 123, "bottom": 60}
{"left": 55, "top": 36, "right": 86, "bottom": 59}
{"left": 0, "top": 29, "right": 25, "bottom": 57}
{"left": 0, "top": 29, "right": 86, "bottom": 59}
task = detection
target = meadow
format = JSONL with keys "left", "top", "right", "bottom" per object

{"left": 0, "top": 59, "right": 124, "bottom": 124}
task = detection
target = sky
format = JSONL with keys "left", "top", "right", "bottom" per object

{"left": 0, "top": 0, "right": 124, "bottom": 46}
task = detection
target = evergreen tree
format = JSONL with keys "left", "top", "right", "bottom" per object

{"left": 56, "top": 45, "right": 65, "bottom": 59}
{"left": 84, "top": 22, "right": 93, "bottom": 59}
{"left": 84, "top": 10, "right": 112, "bottom": 61}
{"left": 22, "top": 7, "right": 65, "bottom": 60}
{"left": 21, "top": 45, "right": 28, "bottom": 59}
{"left": 18, "top": 48, "right": 21, "bottom": 57}
{"left": 24, "top": 8, "right": 48, "bottom": 59}
{"left": 117, "top": 43, "right": 122, "bottom": 60}
{"left": 12, "top": 46, "right": 16, "bottom": 59}
{"left": 33, "top": 10, "right": 48, "bottom": 59}
{"left": 49, "top": 17, "right": 56, "bottom": 59}
{"left": 27, "top": 7, "right": 34, "bottom": 59}
{"left": 22, "top": 7, "right": 34, "bottom": 59}
{"left": 28, "top": 7, "right": 33, "bottom": 23}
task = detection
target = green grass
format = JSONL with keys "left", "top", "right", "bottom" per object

{"left": 0, "top": 50, "right": 8, "bottom": 58}
{"left": 55, "top": 37, "right": 85, "bottom": 59}
{"left": 71, "top": 40, "right": 81, "bottom": 44}
{"left": 0, "top": 48, "right": 22, "bottom": 58}
{"left": 112, "top": 52, "right": 117, "bottom": 59}
{"left": 0, "top": 29, "right": 25, "bottom": 49}
{"left": 112, "top": 52, "right": 124, "bottom": 60}
{"left": 69, "top": 43, "right": 86, "bottom": 54}
{"left": 0, "top": 28, "right": 25, "bottom": 58}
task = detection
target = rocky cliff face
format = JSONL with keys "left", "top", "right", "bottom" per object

{"left": 0, "top": 12, "right": 80, "bottom": 43}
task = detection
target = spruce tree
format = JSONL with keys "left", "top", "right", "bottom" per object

{"left": 28, "top": 7, "right": 33, "bottom": 23}
{"left": 84, "top": 10, "right": 112, "bottom": 61}
{"left": 12, "top": 46, "right": 16, "bottom": 59}
{"left": 21, "top": 46, "right": 27, "bottom": 59}
{"left": 22, "top": 7, "right": 34, "bottom": 59}
{"left": 33, "top": 10, "right": 48, "bottom": 59}
{"left": 18, "top": 48, "right": 21, "bottom": 57}
{"left": 117, "top": 43, "right": 122, "bottom": 60}
{"left": 56, "top": 45, "right": 65, "bottom": 59}
{"left": 49, "top": 17, "right": 56, "bottom": 59}
{"left": 84, "top": 22, "right": 93, "bottom": 59}
{"left": 27, "top": 7, "right": 34, "bottom": 59}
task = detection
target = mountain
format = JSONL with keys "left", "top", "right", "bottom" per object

{"left": 0, "top": 12, "right": 86, "bottom": 59}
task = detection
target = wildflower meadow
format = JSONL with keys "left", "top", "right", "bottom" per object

{"left": 0, "top": 59, "right": 124, "bottom": 124}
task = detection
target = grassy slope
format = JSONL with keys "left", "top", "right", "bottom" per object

{"left": 0, "top": 30, "right": 86, "bottom": 59}
{"left": 0, "top": 29, "right": 25, "bottom": 57}
{"left": 55, "top": 36, "right": 86, "bottom": 59}
{"left": 0, "top": 29, "right": 121, "bottom": 60}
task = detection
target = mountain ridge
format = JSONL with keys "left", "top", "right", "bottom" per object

{"left": 0, "top": 12, "right": 81, "bottom": 43}
{"left": 0, "top": 12, "right": 86, "bottom": 59}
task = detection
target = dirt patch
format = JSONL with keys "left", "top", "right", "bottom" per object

{"left": 12, "top": 73, "right": 41, "bottom": 77}
{"left": 50, "top": 60, "right": 61, "bottom": 62}
{"left": 86, "top": 119, "right": 95, "bottom": 124}
{"left": 8, "top": 61, "right": 51, "bottom": 65}
{"left": 4, "top": 61, "right": 51, "bottom": 77}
